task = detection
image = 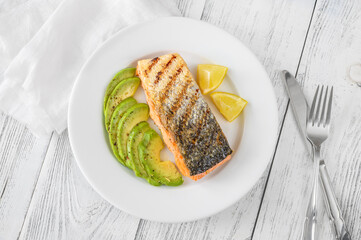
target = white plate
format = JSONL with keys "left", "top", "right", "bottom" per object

{"left": 68, "top": 17, "right": 278, "bottom": 223}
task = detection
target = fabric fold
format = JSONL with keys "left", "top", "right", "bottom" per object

{"left": 0, "top": 0, "right": 179, "bottom": 137}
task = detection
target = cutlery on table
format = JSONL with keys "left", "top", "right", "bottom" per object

{"left": 281, "top": 71, "right": 351, "bottom": 240}
{"left": 303, "top": 85, "right": 333, "bottom": 240}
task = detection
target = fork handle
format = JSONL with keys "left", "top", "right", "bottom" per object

{"left": 319, "top": 160, "right": 351, "bottom": 240}
{"left": 303, "top": 189, "right": 318, "bottom": 240}
{"left": 302, "top": 145, "right": 320, "bottom": 240}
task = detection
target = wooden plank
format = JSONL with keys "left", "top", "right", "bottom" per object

{"left": 252, "top": 0, "right": 361, "bottom": 239}
{"left": 18, "top": 131, "right": 140, "bottom": 239}
{"left": 175, "top": 0, "right": 207, "bottom": 19}
{"left": 134, "top": 0, "right": 316, "bottom": 239}
{"left": 0, "top": 115, "right": 51, "bottom": 240}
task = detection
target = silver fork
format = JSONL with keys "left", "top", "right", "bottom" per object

{"left": 302, "top": 85, "right": 333, "bottom": 240}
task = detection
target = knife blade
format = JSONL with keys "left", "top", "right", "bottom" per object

{"left": 280, "top": 70, "right": 311, "bottom": 155}
{"left": 281, "top": 70, "right": 351, "bottom": 240}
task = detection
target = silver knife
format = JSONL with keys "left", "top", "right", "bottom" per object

{"left": 281, "top": 70, "right": 351, "bottom": 240}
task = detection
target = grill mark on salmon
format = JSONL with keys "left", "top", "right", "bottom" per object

{"left": 149, "top": 57, "right": 159, "bottom": 68}
{"left": 158, "top": 66, "right": 184, "bottom": 104}
{"left": 154, "top": 55, "right": 177, "bottom": 85}
{"left": 136, "top": 53, "right": 233, "bottom": 180}
{"left": 170, "top": 78, "right": 200, "bottom": 129}
{"left": 164, "top": 73, "right": 193, "bottom": 120}
{"left": 154, "top": 71, "right": 163, "bottom": 85}
{"left": 174, "top": 92, "right": 199, "bottom": 134}
{"left": 144, "top": 57, "right": 160, "bottom": 77}
{"left": 154, "top": 57, "right": 182, "bottom": 93}
{"left": 157, "top": 66, "right": 189, "bottom": 127}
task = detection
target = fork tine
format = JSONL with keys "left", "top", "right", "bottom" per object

{"left": 320, "top": 86, "right": 329, "bottom": 126}
{"left": 326, "top": 86, "right": 333, "bottom": 125}
{"left": 309, "top": 85, "right": 319, "bottom": 123}
{"left": 315, "top": 85, "right": 324, "bottom": 126}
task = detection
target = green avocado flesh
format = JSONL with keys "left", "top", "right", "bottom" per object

{"left": 139, "top": 129, "right": 183, "bottom": 186}
{"left": 108, "top": 97, "right": 137, "bottom": 165}
{"left": 105, "top": 77, "right": 140, "bottom": 131}
{"left": 103, "top": 67, "right": 183, "bottom": 187}
{"left": 127, "top": 122, "right": 161, "bottom": 186}
{"left": 103, "top": 68, "right": 136, "bottom": 110}
{"left": 117, "top": 103, "right": 149, "bottom": 167}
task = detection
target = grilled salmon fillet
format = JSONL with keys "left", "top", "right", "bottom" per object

{"left": 136, "top": 53, "right": 233, "bottom": 180}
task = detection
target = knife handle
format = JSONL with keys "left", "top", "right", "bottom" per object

{"left": 319, "top": 160, "right": 351, "bottom": 240}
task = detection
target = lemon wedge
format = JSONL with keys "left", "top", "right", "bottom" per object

{"left": 197, "top": 64, "right": 228, "bottom": 94}
{"left": 210, "top": 92, "right": 247, "bottom": 122}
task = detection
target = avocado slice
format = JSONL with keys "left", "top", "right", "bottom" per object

{"left": 104, "top": 77, "right": 140, "bottom": 131}
{"left": 103, "top": 68, "right": 136, "bottom": 111}
{"left": 117, "top": 103, "right": 149, "bottom": 167}
{"left": 108, "top": 97, "right": 137, "bottom": 164}
{"left": 139, "top": 129, "right": 183, "bottom": 186}
{"left": 127, "top": 122, "right": 161, "bottom": 186}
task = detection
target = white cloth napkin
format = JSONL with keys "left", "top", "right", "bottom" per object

{"left": 0, "top": 0, "right": 180, "bottom": 137}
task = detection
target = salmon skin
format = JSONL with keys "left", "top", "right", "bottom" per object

{"left": 136, "top": 53, "right": 232, "bottom": 180}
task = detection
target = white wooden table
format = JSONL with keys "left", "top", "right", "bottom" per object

{"left": 1, "top": 0, "right": 360, "bottom": 239}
